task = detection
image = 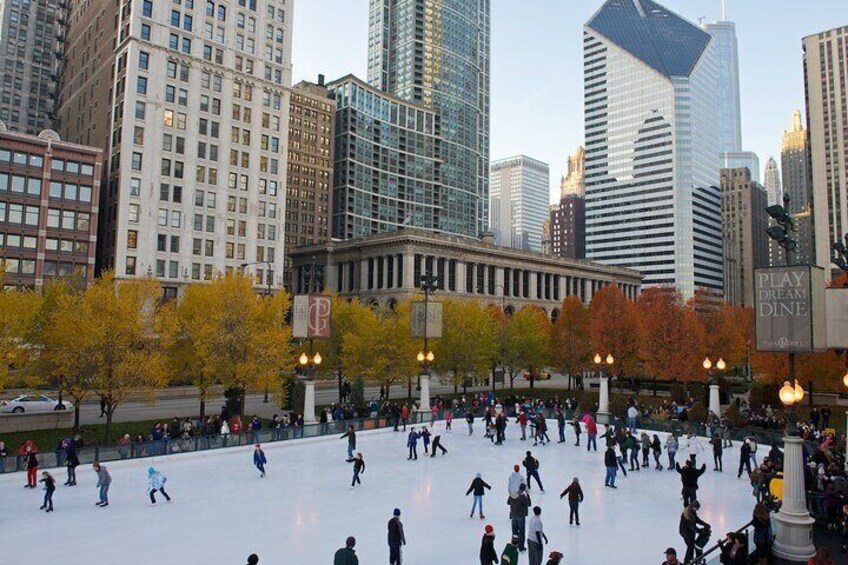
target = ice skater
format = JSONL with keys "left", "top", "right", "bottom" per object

{"left": 479, "top": 524, "right": 498, "bottom": 565}
{"left": 556, "top": 409, "right": 566, "bottom": 443}
{"left": 676, "top": 459, "right": 706, "bottom": 507}
{"left": 508, "top": 464, "right": 523, "bottom": 498}
{"left": 604, "top": 445, "right": 618, "bottom": 488}
{"left": 666, "top": 434, "right": 679, "bottom": 471}
{"left": 23, "top": 443, "right": 38, "bottom": 488}
{"left": 333, "top": 536, "right": 358, "bottom": 565}
{"left": 253, "top": 443, "right": 267, "bottom": 477}
{"left": 651, "top": 434, "right": 664, "bottom": 470}
{"left": 65, "top": 442, "right": 79, "bottom": 486}
{"left": 571, "top": 416, "right": 581, "bottom": 446}
{"left": 340, "top": 425, "right": 356, "bottom": 462}
{"left": 407, "top": 427, "right": 421, "bottom": 460}
{"left": 387, "top": 508, "right": 406, "bottom": 565}
{"left": 147, "top": 466, "right": 172, "bottom": 505}
{"left": 522, "top": 451, "right": 544, "bottom": 492}
{"left": 737, "top": 438, "right": 752, "bottom": 478}
{"left": 466, "top": 472, "right": 492, "bottom": 519}
{"left": 351, "top": 453, "right": 365, "bottom": 487}
{"left": 500, "top": 535, "right": 520, "bottom": 565}
{"left": 445, "top": 410, "right": 453, "bottom": 431}
{"left": 679, "top": 500, "right": 710, "bottom": 563}
{"left": 508, "top": 484, "right": 531, "bottom": 551}
{"left": 466, "top": 410, "right": 474, "bottom": 435}
{"left": 685, "top": 432, "right": 703, "bottom": 465}
{"left": 39, "top": 471, "right": 56, "bottom": 512}
{"left": 430, "top": 434, "right": 447, "bottom": 457}
{"left": 710, "top": 433, "right": 723, "bottom": 472}
{"left": 93, "top": 462, "right": 111, "bottom": 507}
{"left": 559, "top": 477, "right": 584, "bottom": 525}
{"left": 527, "top": 506, "right": 548, "bottom": 565}
{"left": 421, "top": 427, "right": 431, "bottom": 454}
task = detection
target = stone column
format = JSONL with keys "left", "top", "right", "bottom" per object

{"left": 418, "top": 374, "right": 431, "bottom": 413}
{"left": 772, "top": 435, "right": 816, "bottom": 560}
{"left": 709, "top": 384, "right": 721, "bottom": 418}
{"left": 597, "top": 375, "right": 610, "bottom": 424}
{"left": 528, "top": 271, "right": 537, "bottom": 300}
{"left": 359, "top": 259, "right": 369, "bottom": 291}
{"left": 303, "top": 379, "right": 317, "bottom": 424}
{"left": 403, "top": 252, "right": 415, "bottom": 290}
{"left": 495, "top": 266, "right": 505, "bottom": 294}
{"left": 456, "top": 261, "right": 467, "bottom": 294}
{"left": 483, "top": 264, "right": 490, "bottom": 294}
{"left": 383, "top": 256, "right": 391, "bottom": 289}
{"left": 583, "top": 278, "right": 593, "bottom": 304}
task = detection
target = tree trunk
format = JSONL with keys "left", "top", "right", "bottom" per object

{"left": 73, "top": 401, "right": 81, "bottom": 431}
{"left": 105, "top": 407, "right": 114, "bottom": 443}
{"left": 407, "top": 378, "right": 412, "bottom": 402}
{"left": 199, "top": 398, "right": 206, "bottom": 420}
{"left": 529, "top": 375, "right": 535, "bottom": 390}
{"left": 453, "top": 383, "right": 458, "bottom": 395}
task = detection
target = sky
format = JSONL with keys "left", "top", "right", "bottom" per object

{"left": 292, "top": 0, "right": 848, "bottom": 204}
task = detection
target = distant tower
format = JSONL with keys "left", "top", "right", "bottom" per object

{"left": 559, "top": 146, "right": 585, "bottom": 198}
{"left": 780, "top": 110, "right": 814, "bottom": 265}
{"left": 763, "top": 156, "right": 782, "bottom": 206}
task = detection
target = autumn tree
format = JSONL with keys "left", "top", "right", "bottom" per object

{"left": 588, "top": 284, "right": 641, "bottom": 378}
{"left": 550, "top": 296, "right": 592, "bottom": 388}
{"left": 501, "top": 306, "right": 552, "bottom": 390}
{"left": 45, "top": 273, "right": 168, "bottom": 440}
{"left": 433, "top": 299, "right": 499, "bottom": 393}
{"left": 0, "top": 283, "right": 42, "bottom": 392}
{"left": 312, "top": 296, "right": 371, "bottom": 402}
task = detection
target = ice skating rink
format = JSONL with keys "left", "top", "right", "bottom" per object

{"left": 1, "top": 422, "right": 758, "bottom": 563}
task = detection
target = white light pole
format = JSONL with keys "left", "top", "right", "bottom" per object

{"left": 704, "top": 357, "right": 725, "bottom": 418}
{"left": 594, "top": 353, "right": 613, "bottom": 424}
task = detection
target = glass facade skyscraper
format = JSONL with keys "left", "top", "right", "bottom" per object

{"left": 702, "top": 20, "right": 742, "bottom": 154}
{"left": 584, "top": 0, "right": 723, "bottom": 298}
{"left": 368, "top": 0, "right": 490, "bottom": 238}
{"left": 489, "top": 155, "right": 549, "bottom": 252}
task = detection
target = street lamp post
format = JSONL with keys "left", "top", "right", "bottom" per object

{"left": 703, "top": 357, "right": 725, "bottom": 418}
{"left": 416, "top": 270, "right": 438, "bottom": 410}
{"left": 594, "top": 353, "right": 613, "bottom": 424}
{"left": 299, "top": 340, "right": 323, "bottom": 424}
{"left": 843, "top": 371, "right": 848, "bottom": 473}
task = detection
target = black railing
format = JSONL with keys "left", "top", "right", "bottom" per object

{"left": 683, "top": 522, "right": 753, "bottom": 565}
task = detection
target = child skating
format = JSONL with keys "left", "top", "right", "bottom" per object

{"left": 39, "top": 471, "right": 56, "bottom": 512}
{"left": 351, "top": 452, "right": 365, "bottom": 488}
{"left": 147, "top": 467, "right": 172, "bottom": 505}
{"left": 253, "top": 444, "right": 267, "bottom": 477}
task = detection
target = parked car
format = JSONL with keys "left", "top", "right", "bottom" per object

{"left": 0, "top": 395, "right": 71, "bottom": 413}
{"left": 522, "top": 371, "right": 552, "bottom": 381}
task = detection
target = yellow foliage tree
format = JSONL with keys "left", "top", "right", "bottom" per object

{"left": 312, "top": 295, "right": 372, "bottom": 402}
{"left": 0, "top": 284, "right": 42, "bottom": 392}
{"left": 501, "top": 306, "right": 552, "bottom": 390}
{"left": 433, "top": 299, "right": 499, "bottom": 393}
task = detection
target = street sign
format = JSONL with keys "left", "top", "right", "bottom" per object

{"left": 292, "top": 294, "right": 332, "bottom": 339}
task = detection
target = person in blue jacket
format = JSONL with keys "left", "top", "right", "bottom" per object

{"left": 253, "top": 444, "right": 267, "bottom": 478}
{"left": 407, "top": 427, "right": 421, "bottom": 460}
{"left": 147, "top": 467, "right": 171, "bottom": 505}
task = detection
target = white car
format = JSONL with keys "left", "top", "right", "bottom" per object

{"left": 0, "top": 395, "right": 71, "bottom": 414}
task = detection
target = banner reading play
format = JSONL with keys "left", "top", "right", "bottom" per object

{"left": 754, "top": 266, "right": 825, "bottom": 352}
{"left": 292, "top": 294, "right": 332, "bottom": 339}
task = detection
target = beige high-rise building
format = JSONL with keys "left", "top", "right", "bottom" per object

{"left": 559, "top": 146, "right": 585, "bottom": 198}
{"left": 780, "top": 110, "right": 814, "bottom": 266}
{"left": 721, "top": 168, "right": 768, "bottom": 307}
{"left": 805, "top": 25, "right": 848, "bottom": 273}
{"left": 57, "top": 0, "right": 293, "bottom": 296}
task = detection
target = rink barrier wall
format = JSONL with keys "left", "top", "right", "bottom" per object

{"left": 0, "top": 405, "right": 806, "bottom": 476}
{"left": 0, "top": 410, "right": 74, "bottom": 432}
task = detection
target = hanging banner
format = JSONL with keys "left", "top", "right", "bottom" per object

{"left": 292, "top": 294, "right": 332, "bottom": 339}
{"left": 410, "top": 301, "right": 443, "bottom": 339}
{"left": 825, "top": 288, "right": 848, "bottom": 349}
{"left": 754, "top": 266, "right": 825, "bottom": 352}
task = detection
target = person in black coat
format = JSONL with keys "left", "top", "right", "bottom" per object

{"left": 679, "top": 501, "right": 710, "bottom": 564}
{"left": 65, "top": 443, "right": 80, "bottom": 486}
{"left": 604, "top": 445, "right": 618, "bottom": 488}
{"left": 351, "top": 453, "right": 365, "bottom": 488}
{"left": 522, "top": 451, "right": 544, "bottom": 492}
{"left": 466, "top": 473, "right": 492, "bottom": 519}
{"left": 559, "top": 477, "right": 584, "bottom": 525}
{"left": 676, "top": 460, "right": 707, "bottom": 507}
{"left": 737, "top": 440, "right": 752, "bottom": 478}
{"left": 387, "top": 508, "right": 406, "bottom": 565}
{"left": 480, "top": 525, "right": 499, "bottom": 565}
{"left": 39, "top": 471, "right": 56, "bottom": 512}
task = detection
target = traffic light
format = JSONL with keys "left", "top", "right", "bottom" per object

{"left": 765, "top": 194, "right": 797, "bottom": 254}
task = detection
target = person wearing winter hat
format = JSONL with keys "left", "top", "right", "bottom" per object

{"left": 508, "top": 465, "right": 524, "bottom": 499}
{"left": 253, "top": 444, "right": 267, "bottom": 478}
{"left": 479, "top": 524, "right": 499, "bottom": 565}
{"left": 387, "top": 508, "right": 406, "bottom": 564}
{"left": 545, "top": 551, "right": 563, "bottom": 565}
{"left": 500, "top": 535, "right": 520, "bottom": 565}
{"left": 466, "top": 472, "right": 492, "bottom": 519}
{"left": 246, "top": 554, "right": 259, "bottom": 565}
{"left": 333, "top": 536, "right": 359, "bottom": 565}
{"left": 509, "top": 483, "right": 532, "bottom": 552}
{"left": 146, "top": 467, "right": 171, "bottom": 505}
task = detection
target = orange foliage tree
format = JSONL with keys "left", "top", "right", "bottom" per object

{"left": 550, "top": 296, "right": 592, "bottom": 387}
{"left": 588, "top": 284, "right": 641, "bottom": 376}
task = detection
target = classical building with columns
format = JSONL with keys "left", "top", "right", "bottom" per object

{"left": 290, "top": 229, "right": 641, "bottom": 319}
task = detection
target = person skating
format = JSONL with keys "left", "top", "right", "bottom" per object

{"left": 545, "top": 551, "right": 563, "bottom": 565}
{"left": 39, "top": 471, "right": 56, "bottom": 512}
{"left": 23, "top": 443, "right": 38, "bottom": 488}
{"left": 640, "top": 431, "right": 651, "bottom": 467}
{"left": 571, "top": 416, "right": 581, "bottom": 446}
{"left": 679, "top": 500, "right": 710, "bottom": 564}
{"left": 509, "top": 484, "right": 531, "bottom": 552}
{"left": 585, "top": 415, "right": 598, "bottom": 452}
{"left": 253, "top": 444, "right": 267, "bottom": 478}
{"left": 556, "top": 409, "right": 566, "bottom": 443}
{"left": 604, "top": 445, "right": 618, "bottom": 488}
{"left": 407, "top": 427, "right": 421, "bottom": 460}
{"left": 710, "top": 433, "right": 723, "bottom": 472}
{"left": 333, "top": 536, "right": 359, "bottom": 565}
{"left": 500, "top": 535, "right": 520, "bottom": 565}
{"left": 340, "top": 425, "right": 356, "bottom": 462}
{"left": 527, "top": 506, "right": 548, "bottom": 565}
{"left": 508, "top": 464, "right": 523, "bottom": 498}
{"left": 666, "top": 434, "right": 679, "bottom": 471}
{"left": 351, "top": 452, "right": 365, "bottom": 487}
{"left": 421, "top": 427, "right": 431, "bottom": 454}
{"left": 625, "top": 431, "right": 640, "bottom": 471}
{"left": 676, "top": 459, "right": 706, "bottom": 507}
{"left": 430, "top": 434, "right": 447, "bottom": 457}
{"left": 387, "top": 508, "right": 406, "bottom": 565}
{"left": 466, "top": 411, "right": 475, "bottom": 436}
{"left": 651, "top": 434, "right": 664, "bottom": 470}
{"left": 445, "top": 409, "right": 453, "bottom": 431}
{"left": 480, "top": 524, "right": 499, "bottom": 565}
{"left": 466, "top": 472, "right": 492, "bottom": 518}
{"left": 559, "top": 477, "right": 584, "bottom": 525}
{"left": 737, "top": 438, "right": 752, "bottom": 478}
{"left": 65, "top": 442, "right": 80, "bottom": 486}
{"left": 93, "top": 462, "right": 111, "bottom": 507}
{"left": 518, "top": 411, "right": 528, "bottom": 441}
{"left": 685, "top": 432, "right": 703, "bottom": 465}
{"left": 147, "top": 466, "right": 172, "bottom": 505}
{"left": 614, "top": 440, "right": 628, "bottom": 477}
{"left": 522, "top": 451, "right": 544, "bottom": 492}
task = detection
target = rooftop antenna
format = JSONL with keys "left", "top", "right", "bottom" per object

{"left": 722, "top": 0, "right": 727, "bottom": 21}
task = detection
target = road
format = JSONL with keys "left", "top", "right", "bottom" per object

{"left": 73, "top": 373, "right": 577, "bottom": 425}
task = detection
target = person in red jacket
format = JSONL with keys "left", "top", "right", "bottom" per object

{"left": 22, "top": 442, "right": 38, "bottom": 488}
{"left": 400, "top": 405, "right": 410, "bottom": 431}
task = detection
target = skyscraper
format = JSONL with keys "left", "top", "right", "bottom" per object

{"left": 58, "top": 0, "right": 293, "bottom": 294}
{"left": 702, "top": 18, "right": 742, "bottom": 154}
{"left": 560, "top": 146, "right": 585, "bottom": 197}
{"left": 721, "top": 167, "right": 768, "bottom": 307}
{"left": 584, "top": 0, "right": 723, "bottom": 298}
{"left": 805, "top": 25, "right": 848, "bottom": 272}
{"left": 781, "top": 110, "right": 814, "bottom": 265}
{"left": 0, "top": 0, "right": 65, "bottom": 134}
{"left": 549, "top": 195, "right": 586, "bottom": 260}
{"left": 489, "top": 155, "right": 549, "bottom": 252}
{"left": 722, "top": 151, "right": 760, "bottom": 183}
{"left": 368, "top": 0, "right": 490, "bottom": 238}
{"left": 763, "top": 156, "right": 782, "bottom": 206}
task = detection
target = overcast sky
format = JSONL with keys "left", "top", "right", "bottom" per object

{"left": 292, "top": 0, "right": 847, "bottom": 203}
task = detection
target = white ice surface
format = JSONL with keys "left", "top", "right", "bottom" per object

{"left": 1, "top": 422, "right": 757, "bottom": 564}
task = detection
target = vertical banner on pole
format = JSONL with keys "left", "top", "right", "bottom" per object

{"left": 293, "top": 294, "right": 332, "bottom": 339}
{"left": 410, "top": 302, "right": 443, "bottom": 338}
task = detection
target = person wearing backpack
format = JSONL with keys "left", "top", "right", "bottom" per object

{"left": 522, "top": 451, "right": 544, "bottom": 492}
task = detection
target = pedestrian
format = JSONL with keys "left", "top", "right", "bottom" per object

{"left": 508, "top": 464, "right": 523, "bottom": 498}
{"left": 522, "top": 451, "right": 544, "bottom": 492}
{"left": 640, "top": 431, "right": 651, "bottom": 467}
{"left": 147, "top": 467, "right": 172, "bottom": 505}
{"left": 430, "top": 434, "right": 448, "bottom": 456}
{"left": 351, "top": 452, "right": 365, "bottom": 488}
{"left": 676, "top": 459, "right": 707, "bottom": 507}
{"left": 604, "top": 444, "right": 618, "bottom": 488}
{"left": 509, "top": 484, "right": 531, "bottom": 551}
{"left": 807, "top": 547, "right": 834, "bottom": 565}
{"left": 401, "top": 404, "right": 409, "bottom": 431}
{"left": 662, "top": 547, "right": 681, "bottom": 565}
{"left": 387, "top": 508, "right": 406, "bottom": 565}
{"left": 65, "top": 441, "right": 80, "bottom": 486}
{"left": 559, "top": 477, "right": 584, "bottom": 525}
{"left": 748, "top": 437, "right": 758, "bottom": 466}
{"left": 571, "top": 416, "right": 581, "bottom": 447}
{"left": 421, "top": 427, "right": 431, "bottom": 454}
{"left": 527, "top": 506, "right": 548, "bottom": 565}
{"left": 39, "top": 471, "right": 56, "bottom": 512}
{"left": 737, "top": 439, "right": 752, "bottom": 478}
{"left": 340, "top": 425, "right": 356, "bottom": 462}
{"left": 480, "top": 524, "right": 499, "bottom": 565}
{"left": 466, "top": 472, "right": 492, "bottom": 519}
{"left": 333, "top": 536, "right": 359, "bottom": 565}
{"left": 651, "top": 434, "right": 664, "bottom": 470}
{"left": 500, "top": 535, "right": 520, "bottom": 565}
{"left": 93, "top": 462, "right": 111, "bottom": 507}
{"left": 710, "top": 433, "right": 723, "bottom": 472}
{"left": 545, "top": 551, "right": 563, "bottom": 565}
{"left": 666, "top": 434, "right": 679, "bottom": 471}
{"left": 445, "top": 409, "right": 453, "bottom": 431}
{"left": 627, "top": 404, "right": 638, "bottom": 433}
{"left": 685, "top": 432, "right": 703, "bottom": 465}
{"left": 407, "top": 427, "right": 421, "bottom": 460}
{"left": 518, "top": 411, "right": 528, "bottom": 441}
{"left": 0, "top": 440, "right": 7, "bottom": 473}
{"left": 249, "top": 415, "right": 261, "bottom": 444}
{"left": 556, "top": 409, "right": 566, "bottom": 443}
{"left": 99, "top": 395, "right": 106, "bottom": 417}
{"left": 23, "top": 443, "right": 38, "bottom": 488}
{"left": 679, "top": 500, "right": 710, "bottom": 564}
{"left": 748, "top": 502, "right": 772, "bottom": 564}
{"left": 253, "top": 444, "right": 267, "bottom": 478}
{"left": 821, "top": 405, "right": 832, "bottom": 429}
{"left": 466, "top": 410, "right": 475, "bottom": 436}
{"left": 585, "top": 415, "right": 597, "bottom": 452}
